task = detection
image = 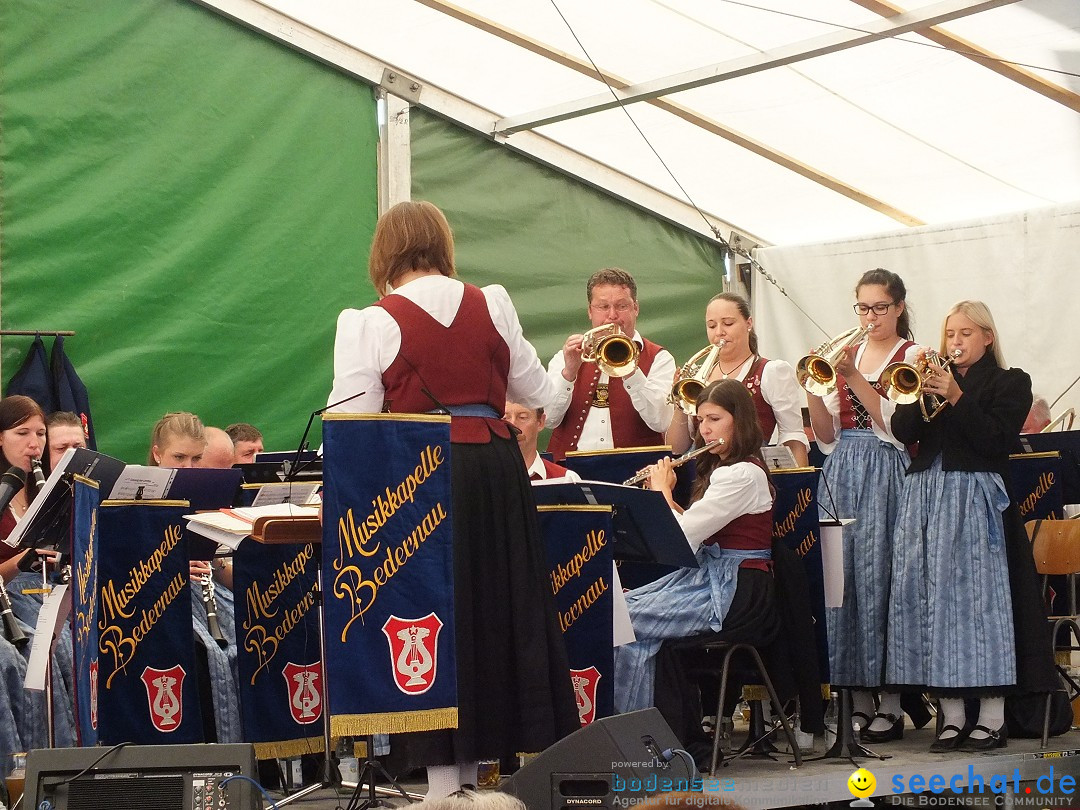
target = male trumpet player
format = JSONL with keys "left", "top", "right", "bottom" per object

{"left": 546, "top": 268, "right": 675, "bottom": 460}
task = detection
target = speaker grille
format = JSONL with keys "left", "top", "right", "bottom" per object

{"left": 67, "top": 774, "right": 184, "bottom": 810}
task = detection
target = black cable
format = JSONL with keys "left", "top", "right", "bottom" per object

{"left": 1050, "top": 372, "right": 1080, "bottom": 410}
{"left": 55, "top": 742, "right": 132, "bottom": 786}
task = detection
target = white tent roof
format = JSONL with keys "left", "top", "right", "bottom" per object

{"left": 214, "top": 0, "right": 1080, "bottom": 246}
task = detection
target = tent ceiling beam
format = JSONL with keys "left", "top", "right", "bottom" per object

{"left": 848, "top": 0, "right": 1080, "bottom": 114}
{"left": 494, "top": 0, "right": 1020, "bottom": 135}
{"left": 189, "top": 0, "right": 757, "bottom": 244}
{"left": 417, "top": 0, "right": 923, "bottom": 229}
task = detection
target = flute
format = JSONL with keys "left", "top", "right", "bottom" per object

{"left": 622, "top": 439, "right": 725, "bottom": 486}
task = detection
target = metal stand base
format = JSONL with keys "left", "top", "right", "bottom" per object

{"left": 345, "top": 736, "right": 415, "bottom": 810}
{"left": 818, "top": 689, "right": 887, "bottom": 762}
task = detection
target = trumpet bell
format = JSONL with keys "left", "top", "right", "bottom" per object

{"left": 582, "top": 324, "right": 639, "bottom": 378}
{"left": 668, "top": 342, "right": 723, "bottom": 415}
{"left": 879, "top": 362, "right": 922, "bottom": 404}
{"left": 796, "top": 324, "right": 873, "bottom": 396}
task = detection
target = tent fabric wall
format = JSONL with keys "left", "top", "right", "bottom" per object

{"left": 752, "top": 201, "right": 1080, "bottom": 419}
{"left": 409, "top": 107, "right": 728, "bottom": 385}
{"left": 0, "top": 0, "right": 378, "bottom": 462}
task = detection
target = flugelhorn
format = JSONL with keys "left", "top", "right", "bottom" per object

{"left": 1041, "top": 408, "right": 1076, "bottom": 433}
{"left": 797, "top": 324, "right": 875, "bottom": 396}
{"left": 669, "top": 341, "right": 725, "bottom": 416}
{"left": 622, "top": 440, "right": 724, "bottom": 486}
{"left": 879, "top": 348, "right": 961, "bottom": 421}
{"left": 581, "top": 324, "right": 639, "bottom": 378}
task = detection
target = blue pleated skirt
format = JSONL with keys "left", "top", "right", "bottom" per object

{"left": 886, "top": 458, "right": 1015, "bottom": 689}
{"left": 191, "top": 584, "right": 242, "bottom": 743}
{"left": 822, "top": 429, "right": 909, "bottom": 687}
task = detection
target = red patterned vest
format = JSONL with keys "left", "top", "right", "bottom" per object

{"left": 838, "top": 340, "right": 915, "bottom": 430}
{"left": 547, "top": 337, "right": 666, "bottom": 461}
{"left": 742, "top": 356, "right": 777, "bottom": 441}
{"left": 376, "top": 284, "right": 511, "bottom": 444}
{"left": 700, "top": 459, "right": 774, "bottom": 571}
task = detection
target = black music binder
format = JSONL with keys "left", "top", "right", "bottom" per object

{"left": 1020, "top": 430, "right": 1080, "bottom": 503}
{"left": 531, "top": 480, "right": 698, "bottom": 569}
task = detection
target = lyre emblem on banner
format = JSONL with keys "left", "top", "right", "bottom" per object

{"left": 382, "top": 613, "right": 444, "bottom": 695}
{"left": 571, "top": 666, "right": 602, "bottom": 726}
{"left": 89, "top": 659, "right": 100, "bottom": 729}
{"left": 141, "top": 665, "right": 186, "bottom": 732}
{"left": 283, "top": 661, "right": 323, "bottom": 725}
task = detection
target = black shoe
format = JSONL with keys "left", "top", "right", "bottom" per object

{"left": 929, "top": 724, "right": 968, "bottom": 753}
{"left": 851, "top": 711, "right": 873, "bottom": 731}
{"left": 860, "top": 712, "right": 904, "bottom": 743}
{"left": 958, "top": 724, "right": 1007, "bottom": 752}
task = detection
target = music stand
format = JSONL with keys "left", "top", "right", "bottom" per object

{"left": 1020, "top": 430, "right": 1080, "bottom": 504}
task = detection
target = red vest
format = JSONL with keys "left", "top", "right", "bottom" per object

{"left": 743, "top": 356, "right": 777, "bottom": 441}
{"left": 701, "top": 459, "right": 773, "bottom": 571}
{"left": 531, "top": 458, "right": 572, "bottom": 480}
{"left": 376, "top": 284, "right": 511, "bottom": 444}
{"left": 547, "top": 337, "right": 666, "bottom": 461}
{"left": 838, "top": 340, "right": 915, "bottom": 430}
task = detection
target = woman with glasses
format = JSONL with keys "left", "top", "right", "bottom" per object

{"left": 805, "top": 268, "right": 921, "bottom": 742}
{"left": 668, "top": 292, "right": 809, "bottom": 467}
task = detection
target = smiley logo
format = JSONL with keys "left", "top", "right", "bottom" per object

{"left": 848, "top": 768, "right": 876, "bottom": 806}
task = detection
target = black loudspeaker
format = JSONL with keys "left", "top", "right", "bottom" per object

{"left": 502, "top": 708, "right": 690, "bottom": 810}
{"left": 24, "top": 743, "right": 260, "bottom": 810}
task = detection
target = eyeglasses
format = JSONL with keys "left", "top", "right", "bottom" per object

{"left": 590, "top": 302, "right": 634, "bottom": 314}
{"left": 853, "top": 302, "right": 895, "bottom": 316}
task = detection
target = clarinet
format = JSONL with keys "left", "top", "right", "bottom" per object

{"left": 0, "top": 580, "right": 27, "bottom": 647}
{"left": 201, "top": 570, "right": 228, "bottom": 648}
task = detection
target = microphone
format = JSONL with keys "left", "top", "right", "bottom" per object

{"left": 0, "top": 467, "right": 27, "bottom": 513}
{"left": 30, "top": 458, "right": 46, "bottom": 490}
{"left": 0, "top": 467, "right": 28, "bottom": 647}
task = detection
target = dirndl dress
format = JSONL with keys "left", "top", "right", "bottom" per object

{"left": 614, "top": 546, "right": 771, "bottom": 713}
{"left": 886, "top": 457, "right": 1015, "bottom": 689}
{"left": 191, "top": 582, "right": 242, "bottom": 743}
{"left": 822, "top": 429, "right": 909, "bottom": 687}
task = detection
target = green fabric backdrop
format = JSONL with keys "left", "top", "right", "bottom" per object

{"left": 409, "top": 108, "right": 727, "bottom": 391}
{"left": 0, "top": 0, "right": 378, "bottom": 462}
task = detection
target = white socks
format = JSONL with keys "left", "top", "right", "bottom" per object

{"left": 971, "top": 698, "right": 1005, "bottom": 739}
{"left": 426, "top": 765, "right": 460, "bottom": 800}
{"left": 869, "top": 692, "right": 902, "bottom": 732}
{"left": 426, "top": 762, "right": 482, "bottom": 799}
{"left": 937, "top": 698, "right": 965, "bottom": 739}
{"left": 852, "top": 690, "right": 875, "bottom": 727}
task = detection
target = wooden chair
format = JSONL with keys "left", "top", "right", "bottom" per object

{"left": 1026, "top": 519, "right": 1080, "bottom": 746}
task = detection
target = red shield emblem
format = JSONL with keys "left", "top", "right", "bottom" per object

{"left": 382, "top": 613, "right": 444, "bottom": 695}
{"left": 282, "top": 661, "right": 323, "bottom": 725}
{"left": 89, "top": 659, "right": 99, "bottom": 730}
{"left": 571, "top": 666, "right": 602, "bottom": 726}
{"left": 140, "top": 665, "right": 186, "bottom": 733}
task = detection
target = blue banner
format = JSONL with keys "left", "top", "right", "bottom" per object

{"left": 94, "top": 500, "right": 202, "bottom": 744}
{"left": 537, "top": 505, "right": 614, "bottom": 726}
{"left": 70, "top": 475, "right": 101, "bottom": 746}
{"left": 322, "top": 414, "right": 457, "bottom": 736}
{"left": 1009, "top": 452, "right": 1064, "bottom": 522}
{"left": 233, "top": 537, "right": 323, "bottom": 757}
{"left": 771, "top": 468, "right": 829, "bottom": 682}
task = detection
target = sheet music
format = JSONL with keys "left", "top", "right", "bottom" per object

{"left": 5, "top": 447, "right": 76, "bottom": 548}
{"left": 250, "top": 482, "right": 320, "bottom": 507}
{"left": 25, "top": 584, "right": 70, "bottom": 691}
{"left": 108, "top": 466, "right": 176, "bottom": 501}
{"left": 761, "top": 445, "right": 798, "bottom": 470}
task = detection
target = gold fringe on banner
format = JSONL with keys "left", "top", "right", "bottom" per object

{"left": 253, "top": 736, "right": 326, "bottom": 760}
{"left": 331, "top": 707, "right": 459, "bottom": 738}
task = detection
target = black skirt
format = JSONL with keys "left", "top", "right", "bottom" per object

{"left": 391, "top": 432, "right": 580, "bottom": 767}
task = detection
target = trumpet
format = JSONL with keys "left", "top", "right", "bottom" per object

{"left": 797, "top": 324, "right": 875, "bottom": 396}
{"left": 622, "top": 440, "right": 724, "bottom": 486}
{"left": 669, "top": 341, "right": 725, "bottom": 416}
{"left": 879, "top": 348, "right": 961, "bottom": 421}
{"left": 581, "top": 324, "right": 639, "bottom": 378}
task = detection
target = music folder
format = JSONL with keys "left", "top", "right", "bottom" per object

{"left": 531, "top": 480, "right": 698, "bottom": 569}
{"left": 1020, "top": 430, "right": 1080, "bottom": 503}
